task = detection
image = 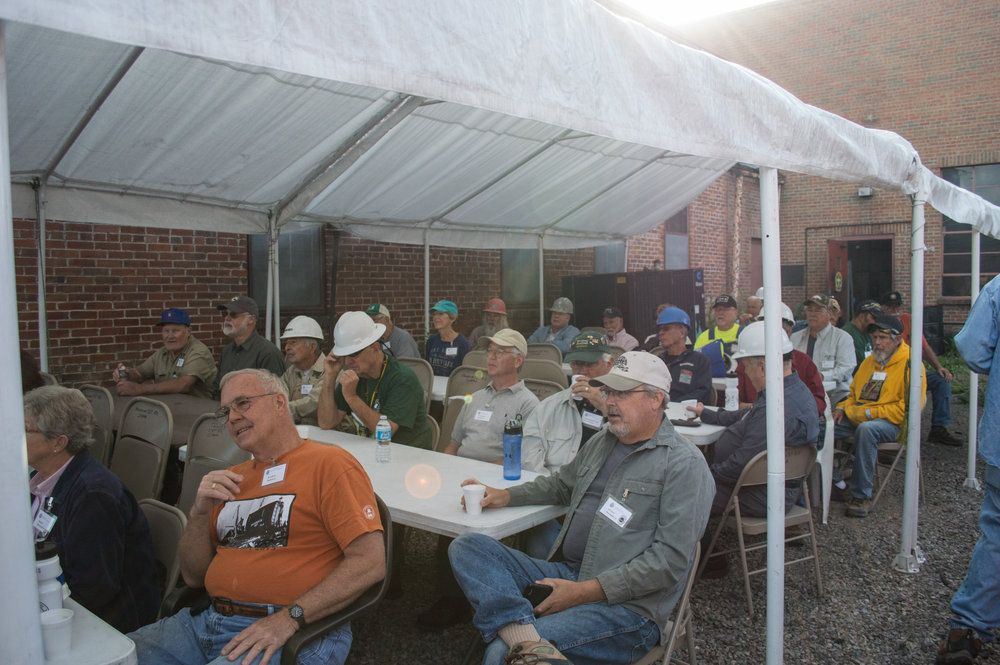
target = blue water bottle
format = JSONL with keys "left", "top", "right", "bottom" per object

{"left": 503, "top": 416, "right": 523, "bottom": 480}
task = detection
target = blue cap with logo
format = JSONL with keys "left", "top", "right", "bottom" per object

{"left": 157, "top": 308, "right": 191, "bottom": 327}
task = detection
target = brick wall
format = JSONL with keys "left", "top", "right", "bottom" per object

{"left": 626, "top": 226, "right": 665, "bottom": 272}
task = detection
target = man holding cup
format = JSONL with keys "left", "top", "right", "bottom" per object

{"left": 449, "top": 352, "right": 713, "bottom": 665}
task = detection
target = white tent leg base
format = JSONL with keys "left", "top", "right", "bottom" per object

{"left": 964, "top": 477, "right": 982, "bottom": 491}
{"left": 892, "top": 543, "right": 925, "bottom": 573}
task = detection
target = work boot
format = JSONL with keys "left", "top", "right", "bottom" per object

{"left": 936, "top": 628, "right": 982, "bottom": 664}
{"left": 929, "top": 426, "right": 963, "bottom": 447}
{"left": 505, "top": 639, "right": 571, "bottom": 664}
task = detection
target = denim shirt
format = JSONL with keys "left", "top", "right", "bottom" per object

{"left": 507, "top": 416, "right": 714, "bottom": 632}
{"left": 527, "top": 325, "right": 581, "bottom": 355}
{"left": 956, "top": 274, "right": 1000, "bottom": 468}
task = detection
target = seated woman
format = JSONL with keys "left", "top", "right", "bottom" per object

{"left": 424, "top": 299, "right": 470, "bottom": 376}
{"left": 25, "top": 386, "right": 159, "bottom": 633}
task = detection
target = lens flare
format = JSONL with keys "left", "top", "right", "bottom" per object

{"left": 404, "top": 464, "right": 442, "bottom": 499}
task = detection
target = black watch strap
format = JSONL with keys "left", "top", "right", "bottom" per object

{"left": 287, "top": 603, "right": 306, "bottom": 629}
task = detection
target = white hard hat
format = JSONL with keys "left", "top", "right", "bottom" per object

{"left": 732, "top": 320, "right": 792, "bottom": 359}
{"left": 280, "top": 315, "right": 324, "bottom": 341}
{"left": 332, "top": 311, "right": 385, "bottom": 356}
{"left": 756, "top": 302, "right": 796, "bottom": 327}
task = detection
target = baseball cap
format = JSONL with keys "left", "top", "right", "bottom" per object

{"left": 563, "top": 331, "right": 612, "bottom": 363}
{"left": 218, "top": 295, "right": 259, "bottom": 317}
{"left": 828, "top": 298, "right": 841, "bottom": 312}
{"left": 858, "top": 300, "right": 882, "bottom": 315}
{"left": 881, "top": 291, "right": 903, "bottom": 307}
{"left": 868, "top": 315, "right": 903, "bottom": 336}
{"left": 429, "top": 299, "right": 459, "bottom": 316}
{"left": 484, "top": 298, "right": 507, "bottom": 314}
{"left": 602, "top": 306, "right": 624, "bottom": 319}
{"left": 803, "top": 294, "right": 831, "bottom": 308}
{"left": 589, "top": 351, "right": 671, "bottom": 394}
{"left": 478, "top": 328, "right": 527, "bottom": 356}
{"left": 157, "top": 307, "right": 191, "bottom": 327}
{"left": 548, "top": 297, "right": 574, "bottom": 314}
{"left": 366, "top": 303, "right": 390, "bottom": 318}
{"left": 713, "top": 294, "right": 738, "bottom": 309}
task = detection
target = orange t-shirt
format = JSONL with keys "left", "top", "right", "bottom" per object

{"left": 205, "top": 440, "right": 381, "bottom": 605}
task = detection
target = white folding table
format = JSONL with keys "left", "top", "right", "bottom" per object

{"left": 44, "top": 598, "right": 137, "bottom": 665}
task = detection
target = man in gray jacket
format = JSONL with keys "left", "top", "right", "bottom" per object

{"left": 449, "top": 352, "right": 714, "bottom": 665}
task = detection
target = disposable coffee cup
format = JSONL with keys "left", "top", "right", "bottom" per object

{"left": 295, "top": 425, "right": 310, "bottom": 439}
{"left": 571, "top": 375, "right": 585, "bottom": 400}
{"left": 40, "top": 608, "right": 73, "bottom": 659}
{"left": 462, "top": 484, "right": 486, "bottom": 516}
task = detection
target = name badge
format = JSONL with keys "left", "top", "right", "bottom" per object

{"left": 821, "top": 360, "right": 835, "bottom": 369}
{"left": 262, "top": 463, "right": 287, "bottom": 486}
{"left": 599, "top": 497, "right": 633, "bottom": 528}
{"left": 872, "top": 371, "right": 887, "bottom": 380}
{"left": 679, "top": 369, "right": 692, "bottom": 384}
{"left": 581, "top": 410, "right": 604, "bottom": 429}
{"left": 474, "top": 409, "right": 493, "bottom": 422}
{"left": 445, "top": 346, "right": 458, "bottom": 356}
{"left": 864, "top": 350, "right": 872, "bottom": 358}
{"left": 33, "top": 510, "right": 57, "bottom": 539}
{"left": 301, "top": 384, "right": 313, "bottom": 395}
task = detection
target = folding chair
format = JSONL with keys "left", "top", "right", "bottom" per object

{"left": 427, "top": 415, "right": 441, "bottom": 451}
{"left": 436, "top": 397, "right": 466, "bottom": 452}
{"left": 698, "top": 446, "right": 823, "bottom": 615}
{"left": 176, "top": 414, "right": 249, "bottom": 514}
{"left": 520, "top": 358, "right": 569, "bottom": 388}
{"left": 462, "top": 349, "right": 488, "bottom": 368}
{"left": 630, "top": 543, "right": 701, "bottom": 665}
{"left": 138, "top": 498, "right": 188, "bottom": 618}
{"left": 446, "top": 365, "right": 490, "bottom": 399}
{"left": 526, "top": 343, "right": 562, "bottom": 363}
{"left": 109, "top": 397, "right": 174, "bottom": 501}
{"left": 523, "top": 378, "right": 565, "bottom": 402}
{"left": 397, "top": 357, "right": 434, "bottom": 410}
{"left": 79, "top": 384, "right": 115, "bottom": 466}
{"left": 871, "top": 438, "right": 924, "bottom": 509}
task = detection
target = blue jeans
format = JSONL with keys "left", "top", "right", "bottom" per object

{"left": 449, "top": 533, "right": 660, "bottom": 665}
{"left": 950, "top": 465, "right": 1000, "bottom": 642}
{"left": 128, "top": 605, "right": 352, "bottom": 665}
{"left": 927, "top": 369, "right": 952, "bottom": 427}
{"left": 835, "top": 418, "right": 900, "bottom": 500}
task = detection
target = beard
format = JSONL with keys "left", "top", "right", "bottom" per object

{"left": 872, "top": 347, "right": 893, "bottom": 364}
{"left": 481, "top": 315, "right": 508, "bottom": 338}
{"left": 608, "top": 420, "right": 630, "bottom": 438}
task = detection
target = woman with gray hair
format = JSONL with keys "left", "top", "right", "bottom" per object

{"left": 25, "top": 385, "right": 159, "bottom": 633}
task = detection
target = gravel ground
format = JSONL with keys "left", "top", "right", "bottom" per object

{"left": 344, "top": 400, "right": 990, "bottom": 665}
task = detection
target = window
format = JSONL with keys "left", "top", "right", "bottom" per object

{"left": 663, "top": 208, "right": 688, "bottom": 270}
{"left": 941, "top": 165, "right": 1000, "bottom": 297}
{"left": 502, "top": 249, "right": 540, "bottom": 305}
{"left": 249, "top": 226, "right": 326, "bottom": 311}
{"left": 594, "top": 242, "right": 626, "bottom": 273}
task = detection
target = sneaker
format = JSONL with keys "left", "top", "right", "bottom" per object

{"left": 936, "top": 628, "right": 982, "bottom": 664}
{"left": 845, "top": 497, "right": 873, "bottom": 518}
{"left": 415, "top": 596, "right": 472, "bottom": 632}
{"left": 929, "top": 426, "right": 963, "bottom": 447}
{"left": 505, "top": 639, "right": 571, "bottom": 664}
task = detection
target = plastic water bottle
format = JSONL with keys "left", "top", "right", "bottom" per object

{"left": 35, "top": 541, "right": 65, "bottom": 612}
{"left": 503, "top": 417, "right": 523, "bottom": 480}
{"left": 724, "top": 377, "right": 739, "bottom": 411}
{"left": 375, "top": 415, "right": 391, "bottom": 464}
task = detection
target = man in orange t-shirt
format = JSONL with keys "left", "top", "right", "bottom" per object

{"left": 130, "top": 368, "right": 384, "bottom": 665}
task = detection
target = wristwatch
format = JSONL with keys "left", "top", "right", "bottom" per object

{"left": 287, "top": 603, "right": 306, "bottom": 629}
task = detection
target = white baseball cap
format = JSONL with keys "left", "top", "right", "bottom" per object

{"left": 589, "top": 351, "right": 671, "bottom": 394}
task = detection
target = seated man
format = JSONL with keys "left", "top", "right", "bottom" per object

{"left": 694, "top": 294, "right": 741, "bottom": 357}
{"left": 655, "top": 306, "right": 713, "bottom": 404}
{"left": 522, "top": 331, "right": 613, "bottom": 476}
{"left": 527, "top": 297, "right": 580, "bottom": 356}
{"left": 129, "top": 369, "right": 385, "bottom": 665}
{"left": 114, "top": 308, "right": 217, "bottom": 399}
{"left": 841, "top": 300, "right": 882, "bottom": 370}
{"left": 790, "top": 294, "right": 856, "bottom": 405}
{"left": 366, "top": 303, "right": 420, "bottom": 359}
{"left": 833, "top": 315, "right": 926, "bottom": 518}
{"left": 602, "top": 306, "right": 638, "bottom": 351}
{"left": 469, "top": 298, "right": 509, "bottom": 347}
{"left": 26, "top": 386, "right": 159, "bottom": 633}
{"left": 213, "top": 296, "right": 286, "bottom": 398}
{"left": 317, "top": 311, "right": 431, "bottom": 448}
{"left": 449, "top": 352, "right": 714, "bottom": 664}
{"left": 279, "top": 315, "right": 326, "bottom": 426}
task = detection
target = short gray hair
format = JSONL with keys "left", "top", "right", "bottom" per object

{"left": 23, "top": 386, "right": 95, "bottom": 455}
{"left": 220, "top": 369, "right": 291, "bottom": 413}
{"left": 641, "top": 384, "right": 668, "bottom": 407}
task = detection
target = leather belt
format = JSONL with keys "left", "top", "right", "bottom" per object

{"left": 212, "top": 597, "right": 273, "bottom": 618}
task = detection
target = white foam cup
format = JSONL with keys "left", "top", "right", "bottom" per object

{"left": 571, "top": 375, "right": 585, "bottom": 400}
{"left": 40, "top": 608, "right": 73, "bottom": 659}
{"left": 463, "top": 484, "right": 487, "bottom": 516}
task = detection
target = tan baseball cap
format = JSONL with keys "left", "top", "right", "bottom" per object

{"left": 478, "top": 328, "right": 527, "bottom": 355}
{"left": 589, "top": 351, "right": 671, "bottom": 394}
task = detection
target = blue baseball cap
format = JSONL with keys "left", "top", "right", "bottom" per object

{"left": 157, "top": 308, "right": 191, "bottom": 327}
{"left": 429, "top": 299, "right": 459, "bottom": 316}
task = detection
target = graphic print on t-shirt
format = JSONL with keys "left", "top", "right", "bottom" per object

{"left": 217, "top": 494, "right": 294, "bottom": 549}
{"left": 858, "top": 376, "right": 885, "bottom": 402}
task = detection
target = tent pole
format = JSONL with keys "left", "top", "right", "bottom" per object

{"left": 424, "top": 230, "right": 430, "bottom": 337}
{"left": 33, "top": 178, "right": 49, "bottom": 371}
{"left": 964, "top": 232, "right": 981, "bottom": 490}
{"left": 538, "top": 235, "right": 545, "bottom": 327}
{"left": 759, "top": 166, "right": 785, "bottom": 665}
{"left": 894, "top": 179, "right": 928, "bottom": 573}
{"left": 272, "top": 224, "right": 281, "bottom": 342}
{"left": 0, "top": 22, "right": 47, "bottom": 664}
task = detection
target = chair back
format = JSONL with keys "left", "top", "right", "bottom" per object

{"left": 629, "top": 543, "right": 700, "bottom": 665}
{"left": 437, "top": 396, "right": 466, "bottom": 452}
{"left": 79, "top": 384, "right": 115, "bottom": 466}
{"left": 523, "top": 378, "right": 565, "bottom": 402}
{"left": 187, "top": 413, "right": 247, "bottom": 465}
{"left": 733, "top": 445, "right": 816, "bottom": 489}
{"left": 110, "top": 397, "right": 174, "bottom": 501}
{"left": 397, "top": 357, "right": 434, "bottom": 410}
{"left": 520, "top": 358, "right": 569, "bottom": 388}
{"left": 40, "top": 371, "right": 58, "bottom": 385}
{"left": 526, "top": 343, "right": 562, "bottom": 363}
{"left": 427, "top": 415, "right": 441, "bottom": 451}
{"left": 138, "top": 498, "right": 187, "bottom": 616}
{"left": 580, "top": 326, "right": 606, "bottom": 335}
{"left": 462, "top": 349, "right": 488, "bottom": 368}
{"left": 446, "top": 365, "right": 490, "bottom": 399}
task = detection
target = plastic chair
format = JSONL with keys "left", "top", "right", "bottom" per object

{"left": 427, "top": 415, "right": 441, "bottom": 451}
{"left": 446, "top": 365, "right": 490, "bottom": 399}
{"left": 176, "top": 414, "right": 250, "bottom": 514}
{"left": 138, "top": 498, "right": 188, "bottom": 618}
{"left": 462, "top": 349, "right": 488, "bottom": 368}
{"left": 526, "top": 343, "right": 562, "bottom": 363}
{"left": 279, "top": 494, "right": 392, "bottom": 665}
{"left": 697, "top": 446, "right": 823, "bottom": 615}
{"left": 630, "top": 543, "right": 700, "bottom": 665}
{"left": 398, "top": 357, "right": 434, "bottom": 410}
{"left": 79, "top": 384, "right": 115, "bottom": 466}
{"left": 520, "top": 358, "right": 569, "bottom": 388}
{"left": 110, "top": 397, "right": 174, "bottom": 501}
{"left": 523, "top": 378, "right": 565, "bottom": 402}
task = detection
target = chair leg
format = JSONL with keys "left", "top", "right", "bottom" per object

{"left": 733, "top": 504, "right": 754, "bottom": 615}
{"left": 801, "top": 482, "right": 824, "bottom": 598}
{"left": 871, "top": 448, "right": 903, "bottom": 509}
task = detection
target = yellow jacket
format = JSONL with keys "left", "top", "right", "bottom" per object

{"left": 838, "top": 340, "right": 926, "bottom": 426}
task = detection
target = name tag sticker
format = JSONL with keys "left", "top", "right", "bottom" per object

{"left": 864, "top": 350, "right": 872, "bottom": 358}
{"left": 474, "top": 409, "right": 493, "bottom": 422}
{"left": 445, "top": 346, "right": 458, "bottom": 356}
{"left": 821, "top": 360, "right": 835, "bottom": 369}
{"left": 262, "top": 464, "right": 287, "bottom": 487}
{"left": 301, "top": 384, "right": 313, "bottom": 395}
{"left": 600, "top": 497, "right": 633, "bottom": 528}
{"left": 176, "top": 358, "right": 185, "bottom": 367}
{"left": 581, "top": 410, "right": 604, "bottom": 429}
{"left": 679, "top": 369, "right": 692, "bottom": 384}
{"left": 33, "top": 510, "right": 57, "bottom": 538}
{"left": 872, "top": 371, "right": 887, "bottom": 380}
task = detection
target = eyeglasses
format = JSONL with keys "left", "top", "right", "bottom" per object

{"left": 598, "top": 387, "right": 648, "bottom": 400}
{"left": 215, "top": 393, "right": 276, "bottom": 421}
{"left": 485, "top": 347, "right": 515, "bottom": 358}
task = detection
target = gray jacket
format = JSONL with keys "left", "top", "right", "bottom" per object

{"left": 508, "top": 416, "right": 714, "bottom": 634}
